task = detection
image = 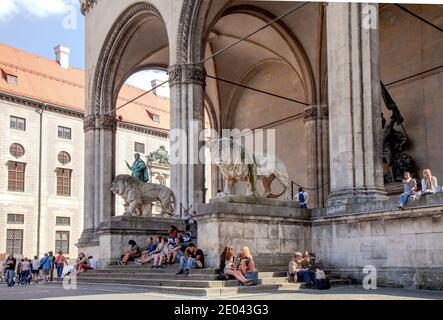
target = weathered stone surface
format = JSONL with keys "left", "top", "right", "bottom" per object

{"left": 197, "top": 202, "right": 311, "bottom": 268}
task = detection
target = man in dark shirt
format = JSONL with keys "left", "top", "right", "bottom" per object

{"left": 4, "top": 254, "right": 17, "bottom": 287}
{"left": 176, "top": 243, "right": 205, "bottom": 276}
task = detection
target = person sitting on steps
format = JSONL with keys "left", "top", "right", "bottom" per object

{"left": 135, "top": 236, "right": 159, "bottom": 265}
{"left": 290, "top": 252, "right": 315, "bottom": 287}
{"left": 118, "top": 240, "right": 141, "bottom": 265}
{"left": 151, "top": 237, "right": 169, "bottom": 269}
{"left": 221, "top": 245, "right": 253, "bottom": 286}
{"left": 179, "top": 224, "right": 192, "bottom": 244}
{"left": 176, "top": 243, "right": 204, "bottom": 276}
{"left": 166, "top": 237, "right": 186, "bottom": 264}
{"left": 238, "top": 247, "right": 255, "bottom": 276}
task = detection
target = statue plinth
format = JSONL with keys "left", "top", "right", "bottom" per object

{"left": 79, "top": 215, "right": 185, "bottom": 269}
{"left": 210, "top": 195, "right": 298, "bottom": 208}
{"left": 196, "top": 199, "right": 310, "bottom": 268}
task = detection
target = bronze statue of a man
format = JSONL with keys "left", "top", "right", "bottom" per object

{"left": 126, "top": 153, "right": 150, "bottom": 183}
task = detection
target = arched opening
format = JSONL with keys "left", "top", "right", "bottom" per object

{"left": 114, "top": 68, "right": 170, "bottom": 216}
{"left": 88, "top": 2, "right": 170, "bottom": 219}
{"left": 202, "top": 5, "right": 315, "bottom": 199}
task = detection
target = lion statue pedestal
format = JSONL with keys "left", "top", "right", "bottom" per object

{"left": 92, "top": 215, "right": 185, "bottom": 268}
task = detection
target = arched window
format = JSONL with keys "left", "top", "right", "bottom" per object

{"left": 58, "top": 151, "right": 71, "bottom": 165}
{"left": 9, "top": 144, "right": 25, "bottom": 158}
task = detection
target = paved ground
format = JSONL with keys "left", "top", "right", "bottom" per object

{"left": 1, "top": 283, "right": 443, "bottom": 300}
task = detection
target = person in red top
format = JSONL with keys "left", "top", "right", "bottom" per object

{"left": 55, "top": 251, "right": 69, "bottom": 279}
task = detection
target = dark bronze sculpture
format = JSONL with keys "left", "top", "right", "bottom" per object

{"left": 126, "top": 153, "right": 150, "bottom": 183}
{"left": 381, "top": 82, "right": 415, "bottom": 184}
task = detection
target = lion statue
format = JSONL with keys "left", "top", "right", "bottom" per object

{"left": 208, "top": 138, "right": 291, "bottom": 200}
{"left": 111, "top": 175, "right": 176, "bottom": 217}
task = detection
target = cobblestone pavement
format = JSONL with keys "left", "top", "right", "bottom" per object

{"left": 0, "top": 283, "right": 443, "bottom": 300}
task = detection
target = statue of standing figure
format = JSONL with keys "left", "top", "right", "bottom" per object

{"left": 126, "top": 153, "right": 150, "bottom": 183}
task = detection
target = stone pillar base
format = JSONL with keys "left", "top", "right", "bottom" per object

{"left": 196, "top": 201, "right": 311, "bottom": 268}
{"left": 76, "top": 228, "right": 100, "bottom": 259}
{"left": 328, "top": 187, "right": 388, "bottom": 207}
{"left": 79, "top": 216, "right": 185, "bottom": 269}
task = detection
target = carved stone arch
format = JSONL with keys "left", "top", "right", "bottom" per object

{"left": 176, "top": 0, "right": 211, "bottom": 64}
{"left": 91, "top": 2, "right": 165, "bottom": 115}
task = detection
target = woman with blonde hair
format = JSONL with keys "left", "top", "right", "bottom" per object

{"left": 238, "top": 247, "right": 255, "bottom": 276}
{"left": 222, "top": 245, "right": 253, "bottom": 286}
{"left": 420, "top": 169, "right": 439, "bottom": 196}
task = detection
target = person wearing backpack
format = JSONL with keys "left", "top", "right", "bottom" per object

{"left": 297, "top": 188, "right": 309, "bottom": 209}
{"left": 39, "top": 253, "right": 52, "bottom": 282}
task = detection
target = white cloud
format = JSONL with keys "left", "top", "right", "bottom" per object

{"left": 0, "top": 0, "right": 75, "bottom": 22}
{"left": 125, "top": 70, "right": 170, "bottom": 98}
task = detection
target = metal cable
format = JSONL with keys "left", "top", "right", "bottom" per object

{"left": 394, "top": 4, "right": 443, "bottom": 33}
{"left": 200, "top": 2, "right": 309, "bottom": 65}
{"left": 108, "top": 2, "right": 309, "bottom": 115}
{"left": 206, "top": 74, "right": 309, "bottom": 106}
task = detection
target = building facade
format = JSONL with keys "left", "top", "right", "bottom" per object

{"left": 79, "top": 0, "right": 443, "bottom": 288}
{"left": 0, "top": 43, "right": 171, "bottom": 259}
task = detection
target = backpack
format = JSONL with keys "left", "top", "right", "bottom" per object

{"left": 245, "top": 271, "right": 259, "bottom": 285}
{"left": 216, "top": 273, "right": 229, "bottom": 281}
{"left": 298, "top": 192, "right": 305, "bottom": 204}
{"left": 314, "top": 278, "right": 330, "bottom": 290}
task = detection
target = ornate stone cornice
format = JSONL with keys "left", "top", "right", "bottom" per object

{"left": 91, "top": 2, "right": 162, "bottom": 114}
{"left": 80, "top": 0, "right": 98, "bottom": 16}
{"left": 84, "top": 114, "right": 117, "bottom": 132}
{"left": 0, "top": 90, "right": 84, "bottom": 119}
{"left": 168, "top": 64, "right": 206, "bottom": 87}
{"left": 117, "top": 122, "right": 169, "bottom": 139}
{"left": 0, "top": 90, "right": 168, "bottom": 137}
{"left": 304, "top": 105, "right": 329, "bottom": 122}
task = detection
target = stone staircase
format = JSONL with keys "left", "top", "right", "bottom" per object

{"left": 65, "top": 264, "right": 350, "bottom": 297}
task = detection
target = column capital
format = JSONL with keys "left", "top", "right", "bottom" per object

{"left": 84, "top": 114, "right": 117, "bottom": 132}
{"left": 304, "top": 105, "right": 329, "bottom": 122}
{"left": 168, "top": 63, "right": 206, "bottom": 87}
{"left": 80, "top": 0, "right": 98, "bottom": 16}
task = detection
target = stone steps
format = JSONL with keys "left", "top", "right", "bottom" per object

{"left": 84, "top": 270, "right": 289, "bottom": 280}
{"left": 59, "top": 263, "right": 351, "bottom": 297}
{"left": 51, "top": 280, "right": 305, "bottom": 297}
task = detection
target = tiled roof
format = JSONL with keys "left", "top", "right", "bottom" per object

{"left": 0, "top": 43, "right": 170, "bottom": 130}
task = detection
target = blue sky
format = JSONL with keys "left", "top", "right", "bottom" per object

{"left": 0, "top": 0, "right": 168, "bottom": 95}
{"left": 0, "top": 0, "right": 85, "bottom": 68}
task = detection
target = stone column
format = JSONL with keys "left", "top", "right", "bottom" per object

{"left": 79, "top": 115, "right": 96, "bottom": 244}
{"left": 96, "top": 114, "right": 116, "bottom": 223}
{"left": 326, "top": 3, "right": 387, "bottom": 206}
{"left": 78, "top": 114, "right": 116, "bottom": 251}
{"left": 169, "top": 63, "right": 206, "bottom": 212}
{"left": 304, "top": 105, "right": 330, "bottom": 208}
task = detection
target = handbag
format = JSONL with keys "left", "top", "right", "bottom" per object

{"left": 245, "top": 271, "right": 259, "bottom": 285}
{"left": 38, "top": 257, "right": 49, "bottom": 271}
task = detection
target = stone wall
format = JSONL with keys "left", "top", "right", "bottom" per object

{"left": 197, "top": 201, "right": 311, "bottom": 268}
{"left": 312, "top": 194, "right": 443, "bottom": 289}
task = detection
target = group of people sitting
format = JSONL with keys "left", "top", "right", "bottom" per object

{"left": 219, "top": 245, "right": 257, "bottom": 286}
{"left": 398, "top": 169, "right": 440, "bottom": 209}
{"left": 117, "top": 225, "right": 204, "bottom": 276}
{"left": 288, "top": 251, "right": 330, "bottom": 289}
